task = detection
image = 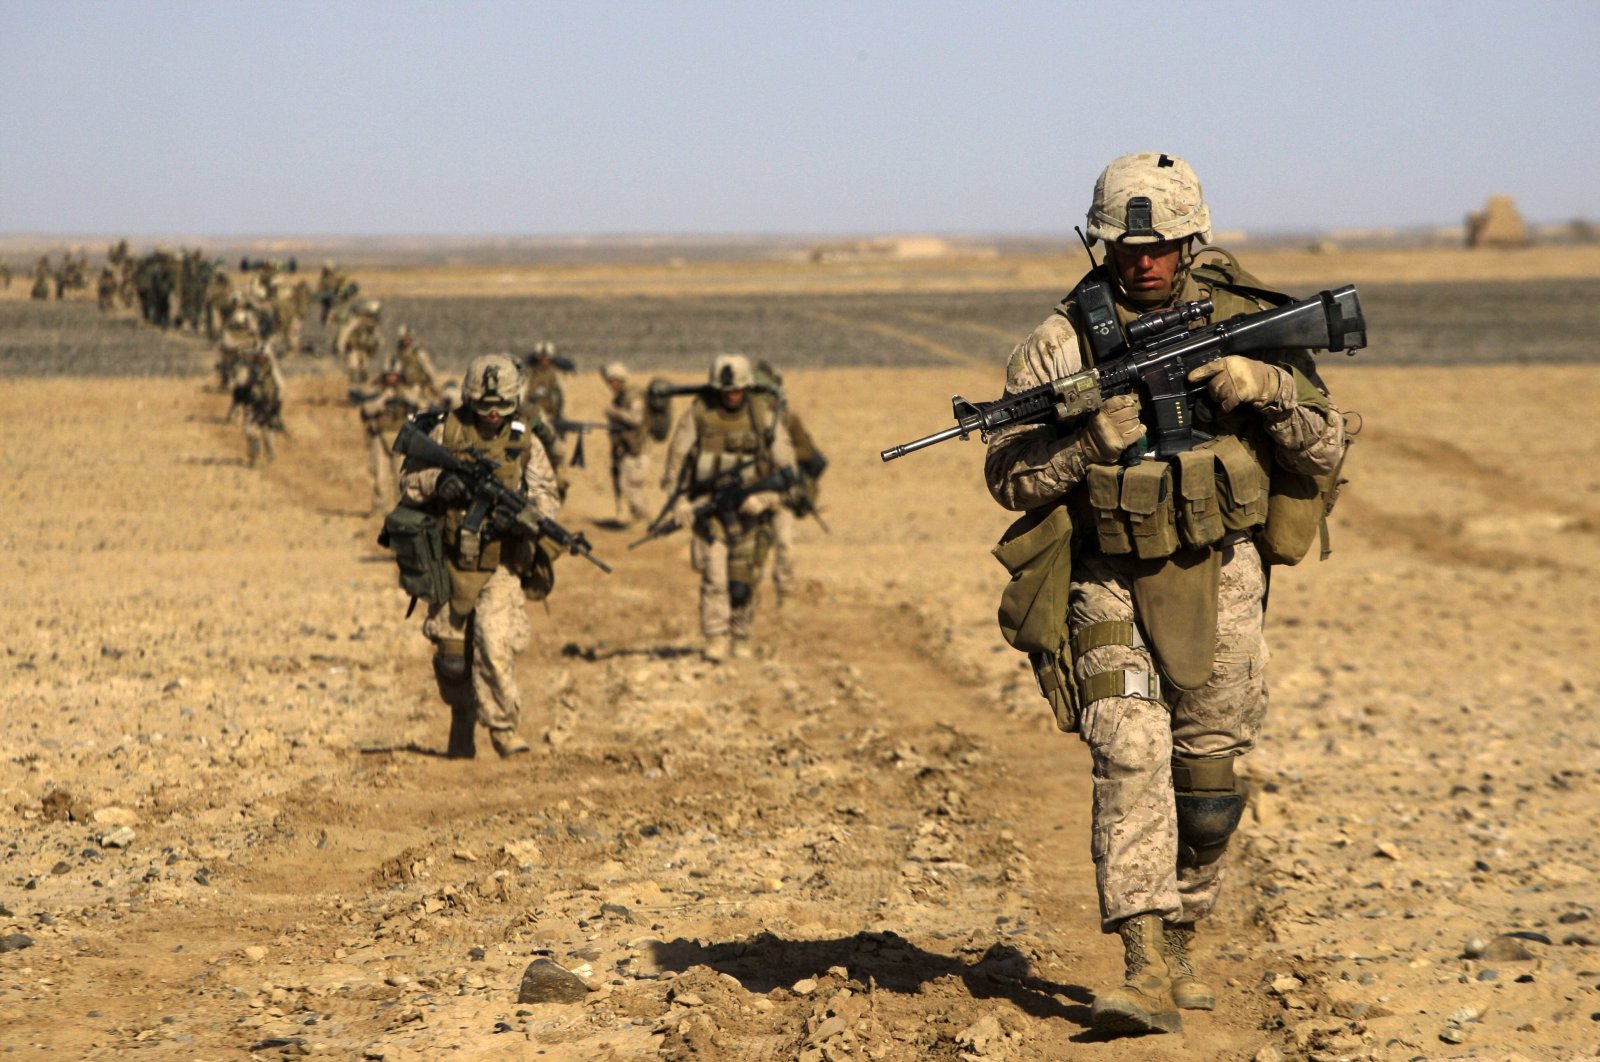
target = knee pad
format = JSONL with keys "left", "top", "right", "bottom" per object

{"left": 728, "top": 580, "right": 753, "bottom": 608}
{"left": 432, "top": 639, "right": 471, "bottom": 707}
{"left": 1173, "top": 756, "right": 1244, "bottom": 867}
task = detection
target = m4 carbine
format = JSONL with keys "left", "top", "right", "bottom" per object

{"left": 881, "top": 285, "right": 1366, "bottom": 462}
{"left": 628, "top": 464, "right": 799, "bottom": 550}
{"left": 392, "top": 420, "right": 612, "bottom": 573}
{"left": 553, "top": 418, "right": 623, "bottom": 468}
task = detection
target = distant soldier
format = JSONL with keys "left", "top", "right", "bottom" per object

{"left": 397, "top": 353, "right": 562, "bottom": 759}
{"left": 267, "top": 273, "right": 310, "bottom": 356}
{"left": 0, "top": 259, "right": 12, "bottom": 288}
{"left": 178, "top": 251, "right": 212, "bottom": 332}
{"left": 658, "top": 354, "right": 799, "bottom": 661}
{"left": 231, "top": 348, "right": 285, "bottom": 467}
{"left": 96, "top": 266, "right": 117, "bottom": 312}
{"left": 314, "top": 260, "right": 348, "bottom": 324}
{"left": 205, "top": 269, "right": 232, "bottom": 339}
{"left": 337, "top": 298, "right": 384, "bottom": 384}
{"left": 31, "top": 256, "right": 51, "bottom": 300}
{"left": 117, "top": 257, "right": 137, "bottom": 308}
{"left": 753, "top": 360, "right": 828, "bottom": 603}
{"left": 107, "top": 239, "right": 129, "bottom": 267}
{"left": 601, "top": 362, "right": 653, "bottom": 527}
{"left": 391, "top": 326, "right": 444, "bottom": 404}
{"left": 218, "top": 300, "right": 263, "bottom": 400}
{"left": 522, "top": 342, "right": 567, "bottom": 424}
{"left": 360, "top": 368, "right": 419, "bottom": 513}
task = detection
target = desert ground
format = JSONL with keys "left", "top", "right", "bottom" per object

{"left": 1, "top": 245, "right": 1598, "bottom": 1061}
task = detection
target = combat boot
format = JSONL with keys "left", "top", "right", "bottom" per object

{"left": 490, "top": 728, "right": 531, "bottom": 758}
{"left": 702, "top": 637, "right": 729, "bottom": 664}
{"left": 446, "top": 704, "right": 477, "bottom": 760}
{"left": 730, "top": 638, "right": 754, "bottom": 660}
{"left": 1090, "top": 913, "right": 1183, "bottom": 1035}
{"left": 1162, "top": 922, "right": 1216, "bottom": 1010}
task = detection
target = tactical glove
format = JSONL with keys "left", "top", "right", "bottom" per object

{"left": 435, "top": 472, "right": 472, "bottom": 505}
{"left": 670, "top": 496, "right": 697, "bottom": 529}
{"left": 485, "top": 502, "right": 524, "bottom": 539}
{"left": 1188, "top": 356, "right": 1284, "bottom": 413}
{"left": 1081, "top": 394, "right": 1145, "bottom": 464}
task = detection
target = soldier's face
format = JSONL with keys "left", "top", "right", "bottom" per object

{"left": 1110, "top": 239, "right": 1184, "bottom": 297}
{"left": 720, "top": 389, "right": 745, "bottom": 411}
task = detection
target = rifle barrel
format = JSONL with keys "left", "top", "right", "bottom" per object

{"left": 880, "top": 423, "right": 970, "bottom": 462}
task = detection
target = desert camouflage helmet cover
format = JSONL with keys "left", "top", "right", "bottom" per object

{"left": 709, "top": 353, "right": 755, "bottom": 391}
{"left": 356, "top": 297, "right": 383, "bottom": 317}
{"left": 1086, "top": 152, "right": 1212, "bottom": 245}
{"left": 462, "top": 353, "right": 523, "bottom": 411}
{"left": 601, "top": 361, "right": 629, "bottom": 381}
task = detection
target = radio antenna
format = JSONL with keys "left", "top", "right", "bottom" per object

{"left": 1075, "top": 226, "right": 1101, "bottom": 269}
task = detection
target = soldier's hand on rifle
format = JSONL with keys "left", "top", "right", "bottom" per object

{"left": 739, "top": 492, "right": 778, "bottom": 518}
{"left": 435, "top": 471, "right": 472, "bottom": 505}
{"left": 485, "top": 501, "right": 523, "bottom": 539}
{"left": 1188, "top": 356, "right": 1284, "bottom": 413}
{"left": 1081, "top": 394, "right": 1145, "bottom": 464}
{"left": 670, "top": 496, "right": 697, "bottom": 529}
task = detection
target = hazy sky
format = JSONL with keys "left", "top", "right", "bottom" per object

{"left": 3, "top": 0, "right": 1596, "bottom": 237}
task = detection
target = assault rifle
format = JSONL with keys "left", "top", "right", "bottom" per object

{"left": 392, "top": 421, "right": 612, "bottom": 573}
{"left": 553, "top": 417, "right": 623, "bottom": 469}
{"left": 880, "top": 285, "right": 1366, "bottom": 462}
{"left": 628, "top": 463, "right": 799, "bottom": 550}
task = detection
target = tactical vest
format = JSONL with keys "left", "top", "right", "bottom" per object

{"left": 366, "top": 393, "right": 413, "bottom": 435}
{"left": 688, "top": 396, "right": 774, "bottom": 494}
{"left": 1063, "top": 255, "right": 1330, "bottom": 562}
{"left": 397, "top": 347, "right": 430, "bottom": 389}
{"left": 611, "top": 384, "right": 650, "bottom": 458}
{"left": 525, "top": 365, "right": 563, "bottom": 420}
{"left": 438, "top": 406, "right": 535, "bottom": 582}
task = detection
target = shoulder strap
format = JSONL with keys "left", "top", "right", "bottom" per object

{"left": 1190, "top": 248, "right": 1293, "bottom": 307}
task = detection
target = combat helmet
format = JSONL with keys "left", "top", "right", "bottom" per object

{"left": 601, "top": 361, "right": 629, "bottom": 382}
{"left": 355, "top": 297, "right": 383, "bottom": 318}
{"left": 462, "top": 353, "right": 522, "bottom": 417}
{"left": 708, "top": 353, "right": 755, "bottom": 391}
{"left": 1086, "top": 152, "right": 1211, "bottom": 245}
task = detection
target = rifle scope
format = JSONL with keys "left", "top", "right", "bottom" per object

{"left": 1125, "top": 298, "right": 1213, "bottom": 344}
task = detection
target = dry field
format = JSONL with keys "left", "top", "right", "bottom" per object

{"left": 2, "top": 246, "right": 1599, "bottom": 1061}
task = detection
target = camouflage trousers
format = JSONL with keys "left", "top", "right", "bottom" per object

{"left": 1069, "top": 536, "right": 1269, "bottom": 931}
{"left": 689, "top": 516, "right": 769, "bottom": 640}
{"left": 243, "top": 420, "right": 276, "bottom": 466}
{"left": 769, "top": 506, "right": 796, "bottom": 597}
{"left": 367, "top": 433, "right": 402, "bottom": 513}
{"left": 422, "top": 566, "right": 531, "bottom": 732}
{"left": 612, "top": 452, "right": 651, "bottom": 525}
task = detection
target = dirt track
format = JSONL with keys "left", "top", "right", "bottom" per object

{"left": 3, "top": 274, "right": 1599, "bottom": 1060}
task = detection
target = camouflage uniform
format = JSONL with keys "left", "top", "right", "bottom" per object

{"left": 232, "top": 351, "right": 284, "bottom": 467}
{"left": 391, "top": 330, "right": 444, "bottom": 405}
{"left": 338, "top": 302, "right": 383, "bottom": 384}
{"left": 661, "top": 356, "right": 797, "bottom": 658}
{"left": 398, "top": 355, "right": 561, "bottom": 757}
{"left": 360, "top": 377, "right": 419, "bottom": 513}
{"left": 753, "top": 363, "right": 826, "bottom": 602}
{"left": 604, "top": 365, "right": 652, "bottom": 525}
{"left": 984, "top": 153, "right": 1347, "bottom": 1034}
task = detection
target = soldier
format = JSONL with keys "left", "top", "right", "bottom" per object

{"left": 96, "top": 266, "right": 117, "bottom": 312}
{"left": 984, "top": 153, "right": 1347, "bottom": 1035}
{"left": 601, "top": 362, "right": 652, "bottom": 527}
{"left": 360, "top": 368, "right": 419, "bottom": 514}
{"left": 232, "top": 347, "right": 285, "bottom": 467}
{"left": 398, "top": 353, "right": 561, "bottom": 759}
{"left": 205, "top": 269, "right": 232, "bottom": 340}
{"left": 659, "top": 354, "right": 798, "bottom": 662}
{"left": 0, "top": 259, "right": 12, "bottom": 288}
{"left": 314, "top": 260, "right": 347, "bottom": 324}
{"left": 218, "top": 299, "right": 263, "bottom": 400}
{"left": 391, "top": 325, "right": 444, "bottom": 404}
{"left": 337, "top": 298, "right": 384, "bottom": 385}
{"left": 522, "top": 342, "right": 566, "bottom": 424}
{"left": 31, "top": 256, "right": 51, "bottom": 300}
{"left": 753, "top": 360, "right": 827, "bottom": 604}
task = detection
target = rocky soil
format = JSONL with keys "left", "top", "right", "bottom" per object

{"left": 2, "top": 278, "right": 1598, "bottom": 1061}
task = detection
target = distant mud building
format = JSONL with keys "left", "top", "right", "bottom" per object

{"left": 1466, "top": 195, "right": 1531, "bottom": 249}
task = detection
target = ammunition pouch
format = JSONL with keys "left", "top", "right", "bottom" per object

{"left": 1173, "top": 755, "right": 1245, "bottom": 866}
{"left": 1083, "top": 436, "right": 1267, "bottom": 561}
{"left": 378, "top": 504, "right": 451, "bottom": 605}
